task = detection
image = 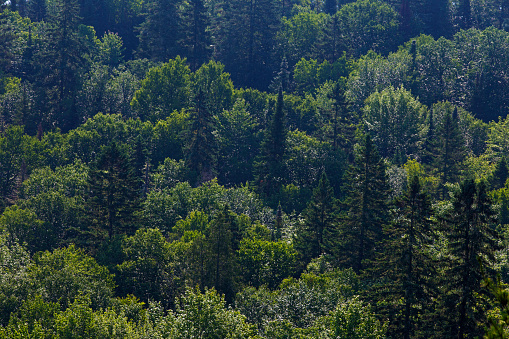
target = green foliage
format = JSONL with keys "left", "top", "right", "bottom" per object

{"left": 85, "top": 142, "right": 140, "bottom": 243}
{"left": 339, "top": 134, "right": 390, "bottom": 272}
{"left": 238, "top": 237, "right": 296, "bottom": 289}
{"left": 171, "top": 287, "right": 256, "bottom": 339}
{"left": 29, "top": 245, "right": 115, "bottom": 310}
{"left": 362, "top": 85, "right": 427, "bottom": 161}
{"left": 131, "top": 56, "right": 191, "bottom": 122}
{"left": 0, "top": 234, "right": 31, "bottom": 326}
{"left": 117, "top": 228, "right": 174, "bottom": 308}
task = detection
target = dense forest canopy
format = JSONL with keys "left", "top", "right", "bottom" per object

{"left": 2, "top": 0, "right": 509, "bottom": 337}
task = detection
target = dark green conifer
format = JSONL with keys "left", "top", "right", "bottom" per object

{"left": 339, "top": 134, "right": 390, "bottom": 272}
{"left": 444, "top": 179, "right": 500, "bottom": 338}
{"left": 255, "top": 87, "right": 287, "bottom": 201}
{"left": 370, "top": 174, "right": 436, "bottom": 339}
{"left": 294, "top": 171, "right": 337, "bottom": 269}
{"left": 85, "top": 143, "right": 140, "bottom": 243}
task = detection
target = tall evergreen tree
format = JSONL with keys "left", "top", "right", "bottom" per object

{"left": 294, "top": 171, "right": 337, "bottom": 269}
{"left": 433, "top": 107, "right": 466, "bottom": 200}
{"left": 339, "top": 134, "right": 390, "bottom": 272}
{"left": 85, "top": 143, "right": 140, "bottom": 244}
{"left": 34, "top": 0, "right": 88, "bottom": 131}
{"left": 217, "top": 0, "right": 280, "bottom": 90}
{"left": 186, "top": 90, "right": 217, "bottom": 186}
{"left": 324, "top": 0, "right": 337, "bottom": 15}
{"left": 179, "top": 0, "right": 211, "bottom": 71}
{"left": 255, "top": 87, "right": 287, "bottom": 201}
{"left": 206, "top": 206, "right": 240, "bottom": 303}
{"left": 443, "top": 179, "right": 499, "bottom": 338}
{"left": 370, "top": 174, "right": 436, "bottom": 339}
{"left": 136, "top": 0, "right": 181, "bottom": 61}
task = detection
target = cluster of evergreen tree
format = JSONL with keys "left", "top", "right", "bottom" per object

{"left": 3, "top": 0, "right": 509, "bottom": 337}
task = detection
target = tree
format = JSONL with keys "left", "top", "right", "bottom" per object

{"left": 335, "top": 0, "right": 401, "bottom": 58}
{"left": 294, "top": 171, "right": 337, "bottom": 269}
{"left": 255, "top": 87, "right": 287, "bottom": 201}
{"left": 444, "top": 179, "right": 500, "bottom": 338}
{"left": 370, "top": 174, "right": 436, "bottom": 338}
{"left": 179, "top": 0, "right": 211, "bottom": 71}
{"left": 216, "top": 0, "right": 281, "bottom": 90}
{"left": 186, "top": 90, "right": 217, "bottom": 186}
{"left": 85, "top": 142, "right": 140, "bottom": 244}
{"left": 205, "top": 206, "right": 241, "bottom": 302}
{"left": 339, "top": 134, "right": 390, "bottom": 272}
{"left": 432, "top": 106, "right": 467, "bottom": 199}
{"left": 116, "top": 228, "right": 174, "bottom": 308}
{"left": 136, "top": 0, "right": 181, "bottom": 61}
{"left": 171, "top": 287, "right": 256, "bottom": 339}
{"left": 29, "top": 245, "right": 115, "bottom": 310}
{"left": 131, "top": 56, "right": 191, "bottom": 122}
{"left": 33, "top": 0, "right": 89, "bottom": 131}
{"left": 362, "top": 85, "right": 427, "bottom": 162}
{"left": 216, "top": 98, "right": 259, "bottom": 186}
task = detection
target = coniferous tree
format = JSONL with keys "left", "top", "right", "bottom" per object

{"left": 420, "top": 108, "right": 435, "bottom": 166}
{"left": 433, "top": 107, "right": 466, "bottom": 200}
{"left": 187, "top": 90, "right": 217, "bottom": 186}
{"left": 294, "top": 171, "right": 337, "bottom": 269}
{"left": 136, "top": 0, "right": 181, "bottom": 61}
{"left": 179, "top": 0, "right": 211, "bottom": 71}
{"left": 85, "top": 143, "right": 140, "bottom": 244}
{"left": 370, "top": 174, "right": 436, "bottom": 339}
{"left": 324, "top": 0, "right": 337, "bottom": 15}
{"left": 443, "top": 179, "right": 499, "bottom": 338}
{"left": 492, "top": 157, "right": 509, "bottom": 190}
{"left": 339, "top": 134, "right": 390, "bottom": 272}
{"left": 255, "top": 87, "right": 287, "bottom": 201}
{"left": 34, "top": 0, "right": 88, "bottom": 131}
{"left": 206, "top": 205, "right": 240, "bottom": 303}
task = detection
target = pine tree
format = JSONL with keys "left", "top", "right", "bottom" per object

{"left": 255, "top": 87, "right": 287, "bottom": 201}
{"left": 339, "top": 134, "right": 390, "bottom": 272}
{"left": 294, "top": 171, "right": 337, "bottom": 269}
{"left": 370, "top": 174, "right": 436, "bottom": 339}
{"left": 85, "top": 143, "right": 140, "bottom": 244}
{"left": 443, "top": 179, "right": 500, "bottom": 338}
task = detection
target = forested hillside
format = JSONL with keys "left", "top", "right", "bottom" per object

{"left": 2, "top": 0, "right": 509, "bottom": 337}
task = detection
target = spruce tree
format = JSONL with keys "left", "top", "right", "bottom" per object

{"left": 255, "top": 87, "right": 287, "bottom": 202}
{"left": 85, "top": 143, "right": 140, "bottom": 244}
{"left": 294, "top": 171, "right": 337, "bottom": 269}
{"left": 370, "top": 174, "right": 436, "bottom": 339}
{"left": 179, "top": 0, "right": 211, "bottom": 71}
{"left": 492, "top": 157, "right": 508, "bottom": 190}
{"left": 444, "top": 179, "right": 500, "bottom": 338}
{"left": 339, "top": 134, "right": 390, "bottom": 272}
{"left": 136, "top": 0, "right": 181, "bottom": 61}
{"left": 34, "top": 0, "right": 87, "bottom": 131}
{"left": 433, "top": 107, "right": 466, "bottom": 200}
{"left": 186, "top": 90, "right": 217, "bottom": 186}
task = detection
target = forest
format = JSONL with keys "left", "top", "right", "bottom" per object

{"left": 2, "top": 0, "right": 509, "bottom": 337}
